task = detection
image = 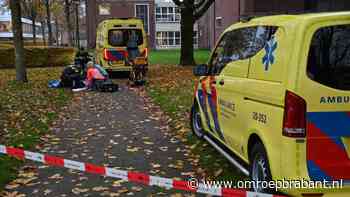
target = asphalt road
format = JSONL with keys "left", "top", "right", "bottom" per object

{"left": 3, "top": 83, "right": 202, "bottom": 197}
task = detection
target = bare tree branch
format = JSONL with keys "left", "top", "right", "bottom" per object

{"left": 194, "top": 0, "right": 206, "bottom": 9}
{"left": 172, "top": 0, "right": 183, "bottom": 7}
{"left": 180, "top": 0, "right": 195, "bottom": 9}
{"left": 172, "top": 0, "right": 195, "bottom": 10}
{"left": 171, "top": 0, "right": 215, "bottom": 65}
{"left": 194, "top": 0, "right": 214, "bottom": 21}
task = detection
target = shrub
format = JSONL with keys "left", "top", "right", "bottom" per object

{"left": 0, "top": 46, "right": 76, "bottom": 68}
{"left": 0, "top": 40, "right": 47, "bottom": 46}
{"left": 0, "top": 43, "right": 13, "bottom": 49}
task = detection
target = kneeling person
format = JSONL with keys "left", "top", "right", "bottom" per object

{"left": 86, "top": 61, "right": 108, "bottom": 90}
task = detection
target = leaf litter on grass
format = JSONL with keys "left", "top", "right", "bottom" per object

{"left": 132, "top": 65, "right": 247, "bottom": 185}
{"left": 0, "top": 67, "right": 72, "bottom": 189}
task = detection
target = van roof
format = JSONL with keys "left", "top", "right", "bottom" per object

{"left": 253, "top": 11, "right": 350, "bottom": 23}
{"left": 99, "top": 18, "right": 143, "bottom": 25}
{"left": 227, "top": 11, "right": 350, "bottom": 31}
{"left": 97, "top": 18, "right": 144, "bottom": 29}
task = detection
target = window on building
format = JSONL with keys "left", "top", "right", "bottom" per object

{"left": 36, "top": 26, "right": 42, "bottom": 34}
{"left": 175, "top": 31, "right": 180, "bottom": 45}
{"left": 156, "top": 6, "right": 181, "bottom": 22}
{"left": 175, "top": 7, "right": 181, "bottom": 21}
{"left": 135, "top": 4, "right": 149, "bottom": 33}
{"left": 156, "top": 31, "right": 198, "bottom": 49}
{"left": 307, "top": 24, "right": 350, "bottom": 90}
{"left": 99, "top": 3, "right": 111, "bottom": 15}
{"left": 156, "top": 31, "right": 177, "bottom": 48}
{"left": 22, "top": 23, "right": 32, "bottom": 34}
{"left": 193, "top": 31, "right": 198, "bottom": 46}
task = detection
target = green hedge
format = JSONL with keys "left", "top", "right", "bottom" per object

{"left": 0, "top": 46, "right": 76, "bottom": 68}
{"left": 0, "top": 43, "right": 13, "bottom": 48}
{"left": 0, "top": 40, "right": 47, "bottom": 46}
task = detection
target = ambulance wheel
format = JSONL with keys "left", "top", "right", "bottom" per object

{"left": 191, "top": 103, "right": 205, "bottom": 139}
{"left": 250, "top": 142, "right": 274, "bottom": 193}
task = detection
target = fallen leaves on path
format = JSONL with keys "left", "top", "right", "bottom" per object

{"left": 92, "top": 186, "right": 109, "bottom": 192}
{"left": 126, "top": 147, "right": 139, "bottom": 152}
{"left": 1, "top": 191, "right": 26, "bottom": 197}
{"left": 72, "top": 187, "right": 89, "bottom": 194}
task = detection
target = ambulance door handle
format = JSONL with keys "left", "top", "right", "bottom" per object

{"left": 219, "top": 80, "right": 225, "bottom": 85}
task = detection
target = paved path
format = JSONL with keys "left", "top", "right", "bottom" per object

{"left": 3, "top": 83, "right": 201, "bottom": 197}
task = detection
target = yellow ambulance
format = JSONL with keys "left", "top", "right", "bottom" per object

{"left": 191, "top": 12, "right": 350, "bottom": 196}
{"left": 95, "top": 18, "right": 148, "bottom": 72}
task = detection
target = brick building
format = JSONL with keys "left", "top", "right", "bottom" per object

{"left": 86, "top": 0, "right": 350, "bottom": 50}
{"left": 154, "top": 0, "right": 199, "bottom": 49}
{"left": 86, "top": 0, "right": 155, "bottom": 48}
{"left": 198, "top": 0, "right": 350, "bottom": 49}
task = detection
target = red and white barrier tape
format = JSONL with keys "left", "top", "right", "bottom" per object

{"left": 0, "top": 145, "right": 284, "bottom": 197}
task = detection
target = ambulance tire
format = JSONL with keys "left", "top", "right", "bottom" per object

{"left": 191, "top": 102, "right": 205, "bottom": 139}
{"left": 250, "top": 142, "right": 274, "bottom": 194}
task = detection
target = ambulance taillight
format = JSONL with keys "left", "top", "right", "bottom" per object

{"left": 103, "top": 48, "right": 109, "bottom": 60}
{"left": 141, "top": 48, "right": 148, "bottom": 58}
{"left": 283, "top": 91, "right": 306, "bottom": 138}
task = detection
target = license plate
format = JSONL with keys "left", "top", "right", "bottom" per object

{"left": 114, "top": 60, "right": 124, "bottom": 65}
{"left": 134, "top": 58, "right": 147, "bottom": 65}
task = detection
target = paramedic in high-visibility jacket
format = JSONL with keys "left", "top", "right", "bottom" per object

{"left": 85, "top": 61, "right": 107, "bottom": 89}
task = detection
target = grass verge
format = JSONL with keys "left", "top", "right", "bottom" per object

{"left": 146, "top": 65, "right": 246, "bottom": 183}
{"left": 149, "top": 49, "right": 210, "bottom": 65}
{"left": 0, "top": 67, "right": 72, "bottom": 189}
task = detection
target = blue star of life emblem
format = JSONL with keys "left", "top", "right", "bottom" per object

{"left": 262, "top": 36, "right": 277, "bottom": 71}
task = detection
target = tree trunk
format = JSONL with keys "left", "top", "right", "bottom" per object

{"left": 31, "top": 17, "right": 36, "bottom": 45}
{"left": 180, "top": 7, "right": 195, "bottom": 66}
{"left": 41, "top": 20, "right": 46, "bottom": 45}
{"left": 64, "top": 0, "right": 73, "bottom": 46}
{"left": 10, "top": 0, "right": 27, "bottom": 82}
{"left": 75, "top": 2, "right": 80, "bottom": 48}
{"left": 45, "top": 0, "right": 53, "bottom": 46}
{"left": 31, "top": 3, "right": 37, "bottom": 45}
{"left": 173, "top": 0, "right": 215, "bottom": 66}
{"left": 55, "top": 17, "right": 59, "bottom": 46}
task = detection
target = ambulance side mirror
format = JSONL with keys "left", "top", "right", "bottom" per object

{"left": 193, "top": 64, "right": 209, "bottom": 76}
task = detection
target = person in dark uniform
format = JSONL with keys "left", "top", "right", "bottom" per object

{"left": 127, "top": 30, "right": 140, "bottom": 63}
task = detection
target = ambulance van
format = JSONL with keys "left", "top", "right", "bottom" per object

{"left": 191, "top": 12, "right": 350, "bottom": 196}
{"left": 95, "top": 18, "right": 148, "bottom": 72}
